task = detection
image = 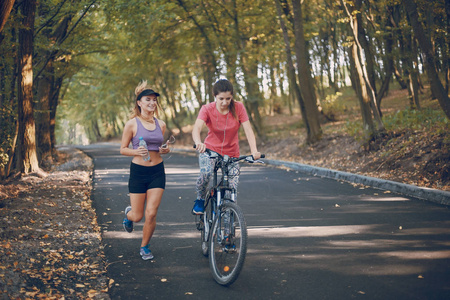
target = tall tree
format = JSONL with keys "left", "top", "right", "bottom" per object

{"left": 402, "top": 0, "right": 450, "bottom": 119}
{"left": 348, "top": 40, "right": 377, "bottom": 143}
{"left": 0, "top": 0, "right": 15, "bottom": 44}
{"left": 342, "top": 0, "right": 384, "bottom": 137}
{"left": 35, "top": 12, "right": 71, "bottom": 163}
{"left": 17, "top": 0, "right": 42, "bottom": 175}
{"left": 376, "top": 4, "right": 395, "bottom": 112}
{"left": 291, "top": 0, "right": 322, "bottom": 143}
{"left": 275, "top": 0, "right": 309, "bottom": 138}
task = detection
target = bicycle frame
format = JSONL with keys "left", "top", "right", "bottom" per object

{"left": 195, "top": 147, "right": 265, "bottom": 286}
{"left": 200, "top": 152, "right": 234, "bottom": 245}
{"left": 198, "top": 149, "right": 263, "bottom": 244}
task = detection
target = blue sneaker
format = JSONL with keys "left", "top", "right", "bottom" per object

{"left": 123, "top": 206, "right": 133, "bottom": 233}
{"left": 140, "top": 245, "right": 154, "bottom": 260}
{"left": 192, "top": 199, "right": 205, "bottom": 215}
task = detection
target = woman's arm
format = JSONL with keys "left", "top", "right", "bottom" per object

{"left": 192, "top": 118, "right": 206, "bottom": 153}
{"left": 158, "top": 119, "right": 170, "bottom": 154}
{"left": 242, "top": 120, "right": 261, "bottom": 159}
{"left": 158, "top": 119, "right": 166, "bottom": 136}
{"left": 120, "top": 120, "right": 144, "bottom": 157}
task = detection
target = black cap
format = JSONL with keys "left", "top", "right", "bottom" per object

{"left": 137, "top": 89, "right": 160, "bottom": 100}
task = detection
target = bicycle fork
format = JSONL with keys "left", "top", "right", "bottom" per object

{"left": 216, "top": 187, "right": 237, "bottom": 252}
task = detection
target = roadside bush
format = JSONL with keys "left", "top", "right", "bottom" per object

{"left": 383, "top": 108, "right": 448, "bottom": 133}
{"left": 321, "top": 92, "right": 348, "bottom": 121}
{"left": 345, "top": 107, "right": 449, "bottom": 141}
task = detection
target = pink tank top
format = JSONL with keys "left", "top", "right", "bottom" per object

{"left": 132, "top": 117, "right": 164, "bottom": 151}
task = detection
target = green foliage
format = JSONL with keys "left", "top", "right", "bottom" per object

{"left": 2, "top": 0, "right": 449, "bottom": 151}
{"left": 383, "top": 108, "right": 448, "bottom": 133}
{"left": 345, "top": 107, "right": 449, "bottom": 143}
{"left": 345, "top": 119, "right": 364, "bottom": 142}
{"left": 321, "top": 92, "right": 348, "bottom": 120}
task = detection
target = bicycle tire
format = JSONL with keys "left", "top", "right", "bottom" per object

{"left": 201, "top": 212, "right": 209, "bottom": 256}
{"left": 209, "top": 201, "right": 247, "bottom": 286}
{"left": 201, "top": 192, "right": 213, "bottom": 256}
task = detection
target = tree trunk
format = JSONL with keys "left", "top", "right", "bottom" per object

{"left": 35, "top": 63, "right": 53, "bottom": 163}
{"left": 50, "top": 76, "right": 63, "bottom": 156}
{"left": 187, "top": 70, "right": 203, "bottom": 108}
{"left": 6, "top": 121, "right": 18, "bottom": 177}
{"left": 348, "top": 43, "right": 376, "bottom": 144}
{"left": 376, "top": 5, "right": 396, "bottom": 115}
{"left": 175, "top": 0, "right": 217, "bottom": 103}
{"left": 402, "top": 28, "right": 421, "bottom": 109}
{"left": 275, "top": 0, "right": 309, "bottom": 138}
{"left": 355, "top": 0, "right": 377, "bottom": 97}
{"left": 35, "top": 14, "right": 70, "bottom": 159}
{"left": 269, "top": 55, "right": 278, "bottom": 115}
{"left": 0, "top": 0, "right": 15, "bottom": 45}
{"left": 159, "top": 75, "right": 183, "bottom": 133}
{"left": 291, "top": 0, "right": 322, "bottom": 143}
{"left": 403, "top": 0, "right": 450, "bottom": 119}
{"left": 241, "top": 55, "right": 264, "bottom": 137}
{"left": 92, "top": 120, "right": 102, "bottom": 142}
{"left": 342, "top": 0, "right": 384, "bottom": 132}
{"left": 17, "top": 0, "right": 41, "bottom": 175}
{"left": 445, "top": 0, "right": 450, "bottom": 93}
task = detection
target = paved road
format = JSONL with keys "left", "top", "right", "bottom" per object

{"left": 79, "top": 143, "right": 450, "bottom": 300}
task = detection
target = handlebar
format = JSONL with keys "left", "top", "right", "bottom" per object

{"left": 193, "top": 145, "right": 265, "bottom": 162}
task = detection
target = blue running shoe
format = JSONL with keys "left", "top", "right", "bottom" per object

{"left": 140, "top": 245, "right": 154, "bottom": 260}
{"left": 123, "top": 206, "right": 133, "bottom": 233}
{"left": 192, "top": 199, "right": 205, "bottom": 215}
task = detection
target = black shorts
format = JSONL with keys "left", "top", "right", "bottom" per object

{"left": 128, "top": 162, "right": 166, "bottom": 193}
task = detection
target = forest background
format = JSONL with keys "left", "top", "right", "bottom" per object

{"left": 0, "top": 0, "right": 449, "bottom": 191}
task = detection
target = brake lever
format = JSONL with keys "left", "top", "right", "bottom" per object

{"left": 245, "top": 156, "right": 254, "bottom": 163}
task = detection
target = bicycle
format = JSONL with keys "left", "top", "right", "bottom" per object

{"left": 193, "top": 146, "right": 265, "bottom": 286}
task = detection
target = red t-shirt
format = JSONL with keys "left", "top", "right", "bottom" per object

{"left": 198, "top": 101, "right": 249, "bottom": 157}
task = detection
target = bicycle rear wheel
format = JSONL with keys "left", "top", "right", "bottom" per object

{"left": 209, "top": 201, "right": 247, "bottom": 286}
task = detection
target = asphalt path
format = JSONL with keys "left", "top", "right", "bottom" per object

{"left": 79, "top": 143, "right": 450, "bottom": 300}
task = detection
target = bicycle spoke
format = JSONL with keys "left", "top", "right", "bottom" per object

{"left": 209, "top": 202, "right": 247, "bottom": 286}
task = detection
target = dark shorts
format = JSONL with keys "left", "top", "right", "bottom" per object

{"left": 128, "top": 162, "right": 166, "bottom": 193}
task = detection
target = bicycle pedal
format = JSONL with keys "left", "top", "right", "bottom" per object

{"left": 195, "top": 219, "right": 204, "bottom": 231}
{"left": 224, "top": 245, "right": 236, "bottom": 253}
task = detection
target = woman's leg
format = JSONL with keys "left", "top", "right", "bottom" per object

{"left": 196, "top": 153, "right": 215, "bottom": 199}
{"left": 127, "top": 193, "right": 146, "bottom": 222}
{"left": 141, "top": 188, "right": 164, "bottom": 247}
{"left": 228, "top": 162, "right": 240, "bottom": 200}
{"left": 193, "top": 153, "right": 215, "bottom": 214}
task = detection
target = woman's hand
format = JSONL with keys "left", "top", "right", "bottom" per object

{"left": 252, "top": 152, "right": 261, "bottom": 160}
{"left": 195, "top": 142, "right": 206, "bottom": 153}
{"left": 137, "top": 146, "right": 149, "bottom": 156}
{"left": 159, "top": 140, "right": 171, "bottom": 154}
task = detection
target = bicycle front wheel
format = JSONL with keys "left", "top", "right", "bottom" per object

{"left": 201, "top": 193, "right": 214, "bottom": 256}
{"left": 209, "top": 201, "right": 247, "bottom": 286}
